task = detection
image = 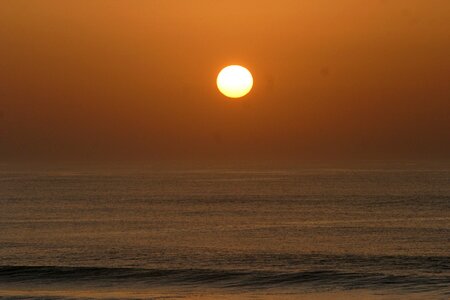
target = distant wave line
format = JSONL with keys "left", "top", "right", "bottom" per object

{"left": 0, "top": 265, "right": 448, "bottom": 294}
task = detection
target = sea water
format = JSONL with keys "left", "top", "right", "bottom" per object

{"left": 0, "top": 166, "right": 449, "bottom": 299}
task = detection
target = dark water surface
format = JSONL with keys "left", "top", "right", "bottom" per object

{"left": 0, "top": 167, "right": 449, "bottom": 299}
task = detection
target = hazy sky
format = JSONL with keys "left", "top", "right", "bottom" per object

{"left": 1, "top": 0, "right": 449, "bottom": 162}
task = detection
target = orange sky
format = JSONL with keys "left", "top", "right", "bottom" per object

{"left": 1, "top": 0, "right": 449, "bottom": 162}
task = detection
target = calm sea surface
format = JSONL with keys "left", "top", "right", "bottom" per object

{"left": 0, "top": 166, "right": 449, "bottom": 299}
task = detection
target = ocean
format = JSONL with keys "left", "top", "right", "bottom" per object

{"left": 0, "top": 166, "right": 449, "bottom": 299}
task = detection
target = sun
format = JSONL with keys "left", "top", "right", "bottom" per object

{"left": 217, "top": 65, "right": 253, "bottom": 98}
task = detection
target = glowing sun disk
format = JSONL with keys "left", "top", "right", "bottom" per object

{"left": 217, "top": 65, "right": 253, "bottom": 98}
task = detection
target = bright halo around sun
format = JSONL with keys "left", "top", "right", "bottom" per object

{"left": 217, "top": 65, "right": 253, "bottom": 98}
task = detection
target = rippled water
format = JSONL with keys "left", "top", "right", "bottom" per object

{"left": 0, "top": 166, "right": 449, "bottom": 299}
